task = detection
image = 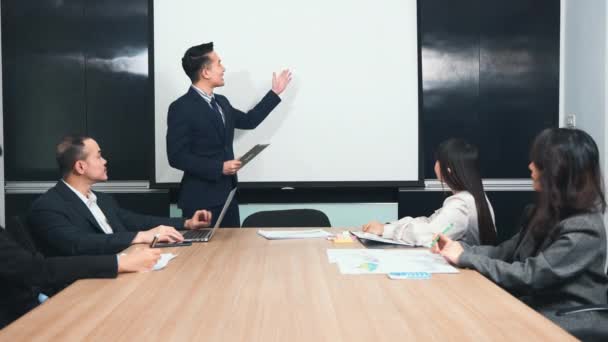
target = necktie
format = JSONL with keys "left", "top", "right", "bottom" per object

{"left": 210, "top": 97, "right": 225, "bottom": 125}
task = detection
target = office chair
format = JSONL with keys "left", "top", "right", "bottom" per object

{"left": 6, "top": 215, "right": 38, "bottom": 252}
{"left": 555, "top": 279, "right": 608, "bottom": 341}
{"left": 242, "top": 209, "right": 331, "bottom": 228}
{"left": 556, "top": 304, "right": 608, "bottom": 316}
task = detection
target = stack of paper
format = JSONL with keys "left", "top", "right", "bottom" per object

{"left": 257, "top": 229, "right": 332, "bottom": 240}
{"left": 327, "top": 249, "right": 458, "bottom": 274}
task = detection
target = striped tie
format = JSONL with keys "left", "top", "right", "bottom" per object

{"left": 210, "top": 97, "right": 225, "bottom": 125}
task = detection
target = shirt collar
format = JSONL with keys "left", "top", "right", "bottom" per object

{"left": 191, "top": 84, "right": 214, "bottom": 103}
{"left": 62, "top": 180, "right": 96, "bottom": 206}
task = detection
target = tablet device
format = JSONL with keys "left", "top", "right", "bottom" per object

{"left": 238, "top": 144, "right": 269, "bottom": 168}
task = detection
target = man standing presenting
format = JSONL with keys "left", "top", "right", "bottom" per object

{"left": 167, "top": 42, "right": 291, "bottom": 227}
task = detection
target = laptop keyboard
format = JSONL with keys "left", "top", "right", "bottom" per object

{"left": 183, "top": 229, "right": 212, "bottom": 240}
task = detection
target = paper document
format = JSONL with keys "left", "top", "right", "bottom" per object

{"left": 238, "top": 144, "right": 269, "bottom": 168}
{"left": 257, "top": 229, "right": 332, "bottom": 240}
{"left": 326, "top": 249, "right": 458, "bottom": 274}
{"left": 350, "top": 231, "right": 414, "bottom": 247}
{"left": 153, "top": 253, "right": 177, "bottom": 271}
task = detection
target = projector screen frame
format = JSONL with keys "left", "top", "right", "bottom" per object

{"left": 148, "top": 0, "right": 425, "bottom": 190}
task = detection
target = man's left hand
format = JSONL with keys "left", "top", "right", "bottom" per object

{"left": 185, "top": 210, "right": 213, "bottom": 230}
{"left": 271, "top": 69, "right": 292, "bottom": 95}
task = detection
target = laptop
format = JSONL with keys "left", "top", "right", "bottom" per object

{"left": 182, "top": 188, "right": 237, "bottom": 242}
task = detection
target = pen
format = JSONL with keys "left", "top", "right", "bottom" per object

{"left": 429, "top": 223, "right": 453, "bottom": 248}
{"left": 150, "top": 234, "right": 160, "bottom": 248}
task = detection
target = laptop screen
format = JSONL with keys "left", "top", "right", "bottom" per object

{"left": 210, "top": 187, "right": 237, "bottom": 232}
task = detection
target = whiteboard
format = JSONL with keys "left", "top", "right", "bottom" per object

{"left": 153, "top": 0, "right": 420, "bottom": 185}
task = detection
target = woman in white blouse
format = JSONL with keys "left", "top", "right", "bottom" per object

{"left": 362, "top": 139, "right": 496, "bottom": 246}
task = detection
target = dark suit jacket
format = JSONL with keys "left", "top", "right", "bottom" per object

{"left": 0, "top": 228, "right": 117, "bottom": 328}
{"left": 459, "top": 211, "right": 608, "bottom": 340}
{"left": 28, "top": 181, "right": 185, "bottom": 256}
{"left": 166, "top": 87, "right": 281, "bottom": 210}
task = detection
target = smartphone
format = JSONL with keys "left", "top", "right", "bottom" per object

{"left": 152, "top": 241, "right": 192, "bottom": 248}
{"left": 150, "top": 234, "right": 160, "bottom": 248}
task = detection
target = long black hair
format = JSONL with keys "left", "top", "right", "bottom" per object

{"left": 528, "top": 128, "right": 606, "bottom": 245}
{"left": 436, "top": 139, "right": 497, "bottom": 245}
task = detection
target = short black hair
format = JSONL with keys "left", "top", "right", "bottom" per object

{"left": 182, "top": 42, "right": 214, "bottom": 82}
{"left": 56, "top": 135, "right": 91, "bottom": 177}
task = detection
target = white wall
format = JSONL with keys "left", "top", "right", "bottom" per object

{"left": 562, "top": 0, "right": 608, "bottom": 269}
{"left": 563, "top": 0, "right": 606, "bottom": 149}
{"left": 562, "top": 0, "right": 608, "bottom": 193}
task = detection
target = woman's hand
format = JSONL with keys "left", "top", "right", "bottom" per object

{"left": 362, "top": 221, "right": 384, "bottom": 235}
{"left": 430, "top": 234, "right": 463, "bottom": 265}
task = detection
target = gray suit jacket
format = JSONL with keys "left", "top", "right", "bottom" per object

{"left": 459, "top": 211, "right": 608, "bottom": 340}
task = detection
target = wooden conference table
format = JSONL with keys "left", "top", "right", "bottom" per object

{"left": 0, "top": 229, "right": 575, "bottom": 341}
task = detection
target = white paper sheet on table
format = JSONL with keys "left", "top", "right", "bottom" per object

{"left": 257, "top": 229, "right": 332, "bottom": 240}
{"left": 153, "top": 253, "right": 177, "bottom": 271}
{"left": 326, "top": 249, "right": 458, "bottom": 274}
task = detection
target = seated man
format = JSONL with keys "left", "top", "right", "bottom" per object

{"left": 28, "top": 135, "right": 212, "bottom": 256}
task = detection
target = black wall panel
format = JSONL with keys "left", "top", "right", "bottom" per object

{"left": 477, "top": 0, "right": 560, "bottom": 178}
{"left": 2, "top": 0, "right": 86, "bottom": 180}
{"left": 2, "top": 0, "right": 150, "bottom": 181}
{"left": 420, "top": 0, "right": 559, "bottom": 179}
{"left": 84, "top": 0, "right": 151, "bottom": 180}
{"left": 419, "top": 0, "right": 481, "bottom": 179}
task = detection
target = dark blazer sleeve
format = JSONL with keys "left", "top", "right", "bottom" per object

{"left": 462, "top": 232, "right": 521, "bottom": 260}
{"left": 99, "top": 192, "right": 185, "bottom": 231}
{"left": 458, "top": 215, "right": 602, "bottom": 294}
{"left": 106, "top": 193, "right": 185, "bottom": 231}
{"left": 28, "top": 199, "right": 137, "bottom": 256}
{"left": 167, "top": 100, "right": 225, "bottom": 181}
{"left": 115, "top": 207, "right": 185, "bottom": 231}
{"left": 0, "top": 231, "right": 117, "bottom": 287}
{"left": 227, "top": 90, "right": 281, "bottom": 129}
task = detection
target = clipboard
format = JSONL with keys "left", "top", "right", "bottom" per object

{"left": 350, "top": 231, "right": 415, "bottom": 249}
{"left": 238, "top": 144, "right": 269, "bottom": 168}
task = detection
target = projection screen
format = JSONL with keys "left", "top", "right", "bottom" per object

{"left": 153, "top": 0, "right": 420, "bottom": 186}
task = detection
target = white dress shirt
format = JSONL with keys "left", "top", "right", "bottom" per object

{"left": 62, "top": 180, "right": 114, "bottom": 234}
{"left": 382, "top": 191, "right": 495, "bottom": 246}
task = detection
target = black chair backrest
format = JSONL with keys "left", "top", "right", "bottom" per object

{"left": 242, "top": 209, "right": 331, "bottom": 228}
{"left": 6, "top": 215, "right": 38, "bottom": 252}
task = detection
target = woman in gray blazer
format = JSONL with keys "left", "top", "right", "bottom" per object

{"left": 432, "top": 128, "right": 608, "bottom": 341}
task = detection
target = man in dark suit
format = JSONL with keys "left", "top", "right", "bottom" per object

{"left": 28, "top": 135, "right": 212, "bottom": 257}
{"left": 166, "top": 42, "right": 291, "bottom": 227}
{"left": 0, "top": 144, "right": 162, "bottom": 328}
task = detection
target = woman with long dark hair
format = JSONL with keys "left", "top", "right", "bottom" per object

{"left": 362, "top": 138, "right": 496, "bottom": 246}
{"left": 432, "top": 128, "right": 608, "bottom": 340}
